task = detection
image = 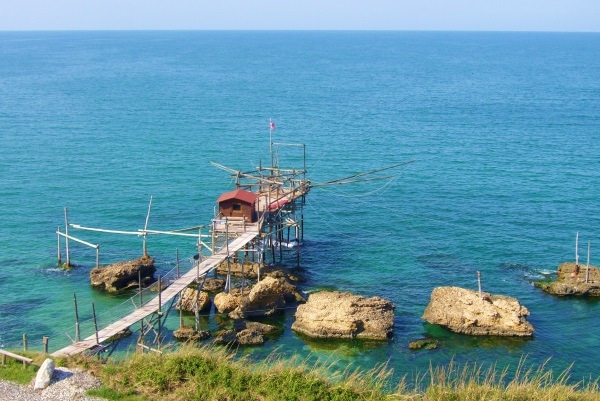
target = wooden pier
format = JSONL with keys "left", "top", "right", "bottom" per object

{"left": 49, "top": 137, "right": 404, "bottom": 358}
{"left": 51, "top": 228, "right": 260, "bottom": 357}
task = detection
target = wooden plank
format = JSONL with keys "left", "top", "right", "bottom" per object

{"left": 0, "top": 349, "right": 33, "bottom": 365}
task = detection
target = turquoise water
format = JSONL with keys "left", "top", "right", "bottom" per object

{"left": 1, "top": 31, "right": 600, "bottom": 384}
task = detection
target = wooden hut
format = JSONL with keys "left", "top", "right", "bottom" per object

{"left": 216, "top": 189, "right": 258, "bottom": 223}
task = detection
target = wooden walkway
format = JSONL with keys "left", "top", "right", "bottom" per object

{"left": 51, "top": 228, "right": 260, "bottom": 357}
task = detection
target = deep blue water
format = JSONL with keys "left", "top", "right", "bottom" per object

{"left": 1, "top": 31, "right": 600, "bottom": 386}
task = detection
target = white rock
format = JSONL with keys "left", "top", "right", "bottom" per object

{"left": 33, "top": 358, "right": 55, "bottom": 390}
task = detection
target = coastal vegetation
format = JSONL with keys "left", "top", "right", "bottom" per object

{"left": 2, "top": 345, "right": 600, "bottom": 400}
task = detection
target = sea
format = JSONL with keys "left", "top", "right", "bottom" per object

{"left": 1, "top": 31, "right": 599, "bottom": 387}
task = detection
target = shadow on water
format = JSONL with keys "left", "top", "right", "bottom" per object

{"left": 422, "top": 322, "right": 533, "bottom": 352}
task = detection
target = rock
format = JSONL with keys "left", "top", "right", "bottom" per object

{"left": 422, "top": 286, "right": 534, "bottom": 337}
{"left": 202, "top": 278, "right": 225, "bottom": 292}
{"left": 539, "top": 262, "right": 600, "bottom": 296}
{"left": 176, "top": 288, "right": 211, "bottom": 313}
{"left": 173, "top": 326, "right": 210, "bottom": 341}
{"left": 234, "top": 319, "right": 279, "bottom": 335}
{"left": 216, "top": 261, "right": 263, "bottom": 278}
{"left": 90, "top": 256, "right": 155, "bottom": 293}
{"left": 291, "top": 291, "right": 395, "bottom": 340}
{"left": 213, "top": 288, "right": 247, "bottom": 314}
{"left": 34, "top": 358, "right": 55, "bottom": 390}
{"left": 229, "top": 276, "right": 286, "bottom": 319}
{"left": 213, "top": 320, "right": 279, "bottom": 346}
{"left": 408, "top": 339, "right": 438, "bottom": 350}
{"left": 265, "top": 271, "right": 307, "bottom": 302}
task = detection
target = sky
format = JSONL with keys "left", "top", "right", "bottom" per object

{"left": 2, "top": 0, "right": 600, "bottom": 32}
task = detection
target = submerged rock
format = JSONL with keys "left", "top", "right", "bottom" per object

{"left": 538, "top": 262, "right": 600, "bottom": 296}
{"left": 173, "top": 326, "right": 210, "bottom": 341}
{"left": 213, "top": 320, "right": 279, "bottom": 346}
{"left": 90, "top": 256, "right": 155, "bottom": 293}
{"left": 422, "top": 286, "right": 534, "bottom": 337}
{"left": 408, "top": 338, "right": 439, "bottom": 350}
{"left": 291, "top": 291, "right": 395, "bottom": 340}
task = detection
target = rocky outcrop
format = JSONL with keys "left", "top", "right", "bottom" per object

{"left": 538, "top": 262, "right": 600, "bottom": 296}
{"left": 229, "top": 275, "right": 306, "bottom": 319}
{"left": 176, "top": 287, "right": 211, "bottom": 313}
{"left": 216, "top": 261, "right": 263, "bottom": 278}
{"left": 422, "top": 286, "right": 534, "bottom": 337}
{"left": 202, "top": 278, "right": 225, "bottom": 292}
{"left": 213, "top": 320, "right": 279, "bottom": 346}
{"left": 213, "top": 274, "right": 305, "bottom": 319}
{"left": 408, "top": 339, "right": 439, "bottom": 350}
{"left": 173, "top": 326, "right": 210, "bottom": 341}
{"left": 213, "top": 288, "right": 248, "bottom": 314}
{"left": 90, "top": 256, "right": 155, "bottom": 293}
{"left": 229, "top": 276, "right": 286, "bottom": 319}
{"left": 291, "top": 291, "right": 395, "bottom": 340}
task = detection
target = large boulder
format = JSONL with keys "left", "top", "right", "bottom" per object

{"left": 90, "top": 256, "right": 155, "bottom": 293}
{"left": 214, "top": 271, "right": 305, "bottom": 318}
{"left": 229, "top": 276, "right": 290, "bottom": 319}
{"left": 291, "top": 291, "right": 395, "bottom": 340}
{"left": 422, "top": 286, "right": 534, "bottom": 337}
{"left": 176, "top": 287, "right": 211, "bottom": 313}
{"left": 213, "top": 288, "right": 247, "bottom": 314}
{"left": 34, "top": 358, "right": 55, "bottom": 390}
{"left": 539, "top": 262, "right": 600, "bottom": 296}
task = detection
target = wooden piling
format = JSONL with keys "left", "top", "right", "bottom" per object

{"left": 92, "top": 303, "right": 99, "bottom": 345}
{"left": 43, "top": 336, "right": 49, "bottom": 354}
{"left": 176, "top": 248, "right": 180, "bottom": 279}
{"left": 139, "top": 270, "right": 144, "bottom": 347}
{"left": 64, "top": 207, "right": 70, "bottom": 267}
{"left": 157, "top": 275, "right": 162, "bottom": 350}
{"left": 74, "top": 293, "right": 81, "bottom": 342}
{"left": 22, "top": 333, "right": 27, "bottom": 352}
{"left": 57, "top": 226, "right": 62, "bottom": 265}
{"left": 586, "top": 241, "right": 591, "bottom": 283}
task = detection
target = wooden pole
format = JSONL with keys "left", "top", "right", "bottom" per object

{"left": 194, "top": 258, "right": 201, "bottom": 330}
{"left": 279, "top": 224, "right": 283, "bottom": 262}
{"left": 92, "top": 303, "right": 99, "bottom": 345}
{"left": 586, "top": 241, "right": 591, "bottom": 283}
{"left": 64, "top": 207, "right": 70, "bottom": 267}
{"left": 576, "top": 232, "right": 580, "bottom": 267}
{"left": 43, "top": 336, "right": 49, "bottom": 354}
{"left": 176, "top": 248, "right": 180, "bottom": 279}
{"left": 477, "top": 271, "right": 482, "bottom": 298}
{"left": 139, "top": 270, "right": 144, "bottom": 347}
{"left": 57, "top": 226, "right": 62, "bottom": 265}
{"left": 143, "top": 196, "right": 153, "bottom": 257}
{"left": 179, "top": 290, "right": 183, "bottom": 329}
{"left": 74, "top": 293, "right": 81, "bottom": 342}
{"left": 157, "top": 275, "right": 162, "bottom": 349}
{"left": 95, "top": 246, "right": 99, "bottom": 269}
{"left": 301, "top": 212, "right": 304, "bottom": 241}
{"left": 226, "top": 218, "right": 231, "bottom": 293}
{"left": 22, "top": 333, "right": 27, "bottom": 352}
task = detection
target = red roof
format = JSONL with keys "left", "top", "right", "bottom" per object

{"left": 217, "top": 189, "right": 258, "bottom": 204}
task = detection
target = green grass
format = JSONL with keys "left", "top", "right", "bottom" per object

{"left": 3, "top": 346, "right": 600, "bottom": 400}
{"left": 0, "top": 350, "right": 46, "bottom": 385}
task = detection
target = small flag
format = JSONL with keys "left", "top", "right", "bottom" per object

{"left": 270, "top": 120, "right": 275, "bottom": 131}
